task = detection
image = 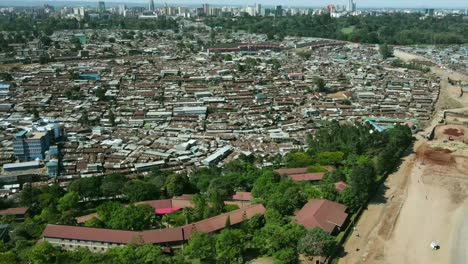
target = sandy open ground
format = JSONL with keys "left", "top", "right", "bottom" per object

{"left": 339, "top": 50, "right": 468, "bottom": 264}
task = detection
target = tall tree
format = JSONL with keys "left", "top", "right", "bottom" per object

{"left": 298, "top": 227, "right": 338, "bottom": 257}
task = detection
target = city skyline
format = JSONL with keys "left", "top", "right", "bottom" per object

{"left": 3, "top": 0, "right": 468, "bottom": 9}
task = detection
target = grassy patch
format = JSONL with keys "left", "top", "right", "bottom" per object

{"left": 341, "top": 26, "right": 355, "bottom": 35}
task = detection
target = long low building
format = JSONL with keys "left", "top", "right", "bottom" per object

{"left": 42, "top": 204, "right": 265, "bottom": 252}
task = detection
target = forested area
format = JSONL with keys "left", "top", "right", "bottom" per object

{"left": 206, "top": 13, "right": 467, "bottom": 45}
{"left": 0, "top": 122, "right": 413, "bottom": 263}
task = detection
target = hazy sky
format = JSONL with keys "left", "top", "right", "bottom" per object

{"left": 9, "top": 0, "right": 468, "bottom": 8}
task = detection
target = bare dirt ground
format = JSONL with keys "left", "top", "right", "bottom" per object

{"left": 339, "top": 50, "right": 468, "bottom": 264}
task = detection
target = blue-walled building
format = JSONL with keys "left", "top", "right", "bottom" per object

{"left": 46, "top": 160, "right": 59, "bottom": 178}
{"left": 13, "top": 131, "right": 50, "bottom": 161}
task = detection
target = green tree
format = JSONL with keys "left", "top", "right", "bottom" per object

{"left": 26, "top": 241, "right": 59, "bottom": 264}
{"left": 100, "top": 173, "right": 127, "bottom": 198}
{"left": 124, "top": 180, "right": 159, "bottom": 202}
{"left": 253, "top": 223, "right": 306, "bottom": 258}
{"left": 306, "top": 164, "right": 328, "bottom": 173}
{"left": 84, "top": 217, "right": 105, "bottom": 228}
{"left": 314, "top": 77, "right": 327, "bottom": 92}
{"left": 0, "top": 72, "right": 13, "bottom": 81}
{"left": 296, "top": 50, "right": 312, "bottom": 60}
{"left": 379, "top": 43, "right": 393, "bottom": 59}
{"left": 251, "top": 170, "right": 280, "bottom": 200}
{"left": 285, "top": 151, "right": 313, "bottom": 168}
{"left": 68, "top": 177, "right": 102, "bottom": 201}
{"left": 304, "top": 185, "right": 322, "bottom": 200}
{"left": 95, "top": 87, "right": 107, "bottom": 101}
{"left": 107, "top": 204, "right": 156, "bottom": 231}
{"left": 96, "top": 202, "right": 122, "bottom": 223}
{"left": 39, "top": 56, "right": 49, "bottom": 65}
{"left": 19, "top": 185, "right": 42, "bottom": 208}
{"left": 0, "top": 251, "right": 17, "bottom": 264}
{"left": 108, "top": 110, "right": 116, "bottom": 127}
{"left": 266, "top": 181, "right": 307, "bottom": 216}
{"left": 314, "top": 151, "right": 344, "bottom": 166}
{"left": 57, "top": 191, "right": 79, "bottom": 212}
{"left": 165, "top": 174, "right": 191, "bottom": 197}
{"left": 215, "top": 229, "right": 246, "bottom": 264}
{"left": 298, "top": 227, "right": 338, "bottom": 257}
{"left": 183, "top": 232, "right": 216, "bottom": 262}
{"left": 319, "top": 183, "right": 338, "bottom": 201}
{"left": 273, "top": 248, "right": 298, "bottom": 264}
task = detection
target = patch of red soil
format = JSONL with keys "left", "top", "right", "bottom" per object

{"left": 416, "top": 145, "right": 454, "bottom": 165}
{"left": 444, "top": 128, "right": 464, "bottom": 137}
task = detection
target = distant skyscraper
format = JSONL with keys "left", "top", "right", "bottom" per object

{"left": 149, "top": 0, "right": 155, "bottom": 11}
{"left": 118, "top": 4, "right": 126, "bottom": 15}
{"left": 97, "top": 1, "right": 105, "bottom": 13}
{"left": 347, "top": 0, "right": 356, "bottom": 12}
{"left": 255, "top": 3, "right": 262, "bottom": 16}
{"left": 275, "top": 5, "right": 282, "bottom": 16}
{"left": 203, "top": 3, "right": 210, "bottom": 15}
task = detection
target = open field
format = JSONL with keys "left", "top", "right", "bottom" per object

{"left": 339, "top": 50, "right": 468, "bottom": 264}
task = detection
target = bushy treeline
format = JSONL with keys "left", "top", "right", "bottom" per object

{"left": 206, "top": 13, "right": 467, "bottom": 45}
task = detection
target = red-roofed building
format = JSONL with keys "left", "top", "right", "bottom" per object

{"left": 334, "top": 181, "right": 348, "bottom": 193}
{"left": 294, "top": 199, "right": 348, "bottom": 234}
{"left": 231, "top": 191, "right": 253, "bottom": 201}
{"left": 155, "top": 207, "right": 181, "bottom": 215}
{"left": 43, "top": 204, "right": 266, "bottom": 252}
{"left": 274, "top": 166, "right": 334, "bottom": 177}
{"left": 289, "top": 172, "right": 325, "bottom": 182}
{"left": 274, "top": 167, "right": 308, "bottom": 175}
{"left": 0, "top": 207, "right": 28, "bottom": 220}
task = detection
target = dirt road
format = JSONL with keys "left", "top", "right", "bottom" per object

{"left": 339, "top": 50, "right": 468, "bottom": 264}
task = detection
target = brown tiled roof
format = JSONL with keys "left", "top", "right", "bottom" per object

{"left": 294, "top": 199, "right": 348, "bottom": 233}
{"left": 231, "top": 191, "right": 253, "bottom": 201}
{"left": 334, "top": 181, "right": 348, "bottom": 193}
{"left": 136, "top": 199, "right": 173, "bottom": 209}
{"left": 289, "top": 173, "right": 325, "bottom": 182}
{"left": 44, "top": 204, "right": 266, "bottom": 244}
{"left": 182, "top": 204, "right": 265, "bottom": 238}
{"left": 0, "top": 207, "right": 28, "bottom": 216}
{"left": 43, "top": 224, "right": 138, "bottom": 244}
{"left": 274, "top": 167, "right": 307, "bottom": 175}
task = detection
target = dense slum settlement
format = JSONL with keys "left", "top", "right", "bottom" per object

{"left": 0, "top": 29, "right": 441, "bottom": 190}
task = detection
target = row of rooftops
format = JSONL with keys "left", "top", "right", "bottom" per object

{"left": 41, "top": 196, "right": 348, "bottom": 246}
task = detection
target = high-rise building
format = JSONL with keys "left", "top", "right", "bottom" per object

{"left": 149, "top": 0, "right": 155, "bottom": 11}
{"left": 347, "top": 0, "right": 356, "bottom": 12}
{"left": 255, "top": 3, "right": 262, "bottom": 16}
{"left": 118, "top": 4, "right": 126, "bottom": 15}
{"left": 425, "top": 8, "right": 434, "bottom": 16}
{"left": 275, "top": 5, "right": 282, "bottom": 16}
{"left": 73, "top": 7, "right": 85, "bottom": 17}
{"left": 203, "top": 3, "right": 210, "bottom": 15}
{"left": 13, "top": 131, "right": 50, "bottom": 161}
{"left": 246, "top": 6, "right": 256, "bottom": 16}
{"left": 97, "top": 1, "right": 105, "bottom": 13}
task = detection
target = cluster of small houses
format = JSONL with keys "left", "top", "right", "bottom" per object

{"left": 397, "top": 45, "right": 468, "bottom": 76}
{"left": 0, "top": 29, "right": 441, "bottom": 195}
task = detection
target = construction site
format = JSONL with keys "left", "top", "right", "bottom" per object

{"left": 339, "top": 50, "right": 468, "bottom": 264}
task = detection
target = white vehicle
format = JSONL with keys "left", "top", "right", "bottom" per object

{"left": 430, "top": 241, "right": 440, "bottom": 250}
